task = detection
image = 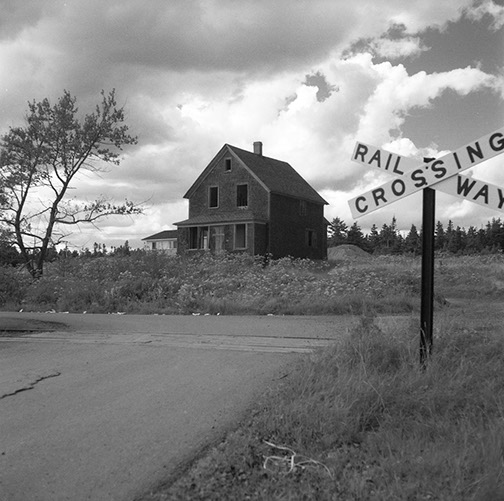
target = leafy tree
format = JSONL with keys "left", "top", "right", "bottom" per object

{"left": 346, "top": 221, "right": 367, "bottom": 250}
{"left": 113, "top": 240, "right": 131, "bottom": 257}
{"left": 377, "top": 217, "right": 403, "bottom": 254}
{"left": 367, "top": 224, "right": 380, "bottom": 253}
{"left": 435, "top": 221, "right": 445, "bottom": 251}
{"left": 444, "top": 220, "right": 455, "bottom": 252}
{"left": 465, "top": 226, "right": 483, "bottom": 253}
{"left": 327, "top": 217, "right": 348, "bottom": 246}
{"left": 0, "top": 235, "right": 22, "bottom": 266}
{"left": 0, "top": 89, "right": 141, "bottom": 278}
{"left": 452, "top": 226, "right": 466, "bottom": 253}
{"left": 485, "top": 218, "right": 504, "bottom": 251}
{"left": 404, "top": 224, "right": 421, "bottom": 255}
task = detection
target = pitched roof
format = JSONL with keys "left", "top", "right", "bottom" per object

{"left": 142, "top": 230, "right": 178, "bottom": 241}
{"left": 174, "top": 210, "right": 267, "bottom": 227}
{"left": 229, "top": 145, "right": 327, "bottom": 204}
{"left": 184, "top": 144, "right": 328, "bottom": 205}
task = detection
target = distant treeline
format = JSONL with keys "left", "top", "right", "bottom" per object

{"left": 0, "top": 240, "right": 134, "bottom": 267}
{"left": 2, "top": 216, "right": 504, "bottom": 267}
{"left": 328, "top": 217, "right": 504, "bottom": 255}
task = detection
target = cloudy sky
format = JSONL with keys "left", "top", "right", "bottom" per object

{"left": 1, "top": 0, "right": 503, "bottom": 249}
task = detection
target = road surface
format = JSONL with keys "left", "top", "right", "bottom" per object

{"left": 0, "top": 312, "right": 364, "bottom": 501}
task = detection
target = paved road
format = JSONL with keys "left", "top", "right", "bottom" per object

{"left": 0, "top": 312, "right": 363, "bottom": 501}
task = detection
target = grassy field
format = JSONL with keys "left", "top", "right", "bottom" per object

{"left": 3, "top": 252, "right": 504, "bottom": 499}
{"left": 133, "top": 254, "right": 504, "bottom": 500}
{"left": 2, "top": 251, "right": 492, "bottom": 315}
{"left": 2, "top": 251, "right": 419, "bottom": 315}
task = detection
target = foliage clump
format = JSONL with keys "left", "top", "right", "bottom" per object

{"left": 0, "top": 90, "right": 140, "bottom": 278}
{"left": 0, "top": 251, "right": 421, "bottom": 314}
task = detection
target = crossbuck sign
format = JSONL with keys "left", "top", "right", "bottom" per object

{"left": 348, "top": 127, "right": 504, "bottom": 218}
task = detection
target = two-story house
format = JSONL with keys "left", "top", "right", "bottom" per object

{"left": 174, "top": 142, "right": 328, "bottom": 259}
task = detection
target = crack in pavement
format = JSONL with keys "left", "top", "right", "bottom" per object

{"left": 0, "top": 370, "right": 61, "bottom": 400}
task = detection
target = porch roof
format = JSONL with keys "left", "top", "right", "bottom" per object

{"left": 174, "top": 210, "right": 267, "bottom": 227}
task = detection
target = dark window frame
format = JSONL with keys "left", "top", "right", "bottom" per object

{"left": 189, "top": 226, "right": 210, "bottom": 250}
{"left": 306, "top": 229, "right": 317, "bottom": 248}
{"left": 189, "top": 227, "right": 198, "bottom": 249}
{"left": 236, "top": 184, "right": 248, "bottom": 208}
{"left": 209, "top": 186, "right": 219, "bottom": 208}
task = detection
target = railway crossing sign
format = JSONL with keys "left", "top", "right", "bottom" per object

{"left": 350, "top": 143, "right": 504, "bottom": 217}
{"left": 348, "top": 127, "right": 504, "bottom": 218}
{"left": 347, "top": 126, "right": 504, "bottom": 366}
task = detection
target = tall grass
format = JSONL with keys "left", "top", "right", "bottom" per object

{"left": 0, "top": 252, "right": 421, "bottom": 315}
{"left": 149, "top": 306, "right": 504, "bottom": 500}
{"left": 4, "top": 252, "right": 504, "bottom": 315}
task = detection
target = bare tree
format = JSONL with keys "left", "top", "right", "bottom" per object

{"left": 0, "top": 89, "right": 142, "bottom": 278}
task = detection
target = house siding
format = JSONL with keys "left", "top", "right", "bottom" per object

{"left": 253, "top": 223, "right": 268, "bottom": 255}
{"left": 176, "top": 143, "right": 327, "bottom": 260}
{"left": 269, "top": 194, "right": 327, "bottom": 260}
{"left": 188, "top": 153, "right": 269, "bottom": 220}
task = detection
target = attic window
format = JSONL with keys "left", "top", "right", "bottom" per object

{"left": 209, "top": 186, "right": 219, "bottom": 208}
{"left": 225, "top": 158, "right": 232, "bottom": 171}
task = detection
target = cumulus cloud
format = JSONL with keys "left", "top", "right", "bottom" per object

{"left": 465, "top": 0, "right": 504, "bottom": 30}
{"left": 0, "top": 0, "right": 501, "bottom": 246}
{"left": 371, "top": 37, "right": 428, "bottom": 59}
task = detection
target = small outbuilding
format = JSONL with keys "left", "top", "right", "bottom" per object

{"left": 142, "top": 230, "right": 178, "bottom": 254}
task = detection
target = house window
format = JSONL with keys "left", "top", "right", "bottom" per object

{"left": 209, "top": 186, "right": 219, "bottom": 208}
{"left": 237, "top": 184, "right": 248, "bottom": 208}
{"left": 299, "top": 200, "right": 307, "bottom": 216}
{"left": 189, "top": 227, "right": 198, "bottom": 249}
{"left": 306, "top": 229, "right": 317, "bottom": 248}
{"left": 225, "top": 158, "right": 232, "bottom": 171}
{"left": 235, "top": 224, "right": 247, "bottom": 249}
{"left": 189, "top": 227, "right": 209, "bottom": 250}
{"left": 152, "top": 242, "right": 157, "bottom": 250}
{"left": 199, "top": 227, "right": 209, "bottom": 250}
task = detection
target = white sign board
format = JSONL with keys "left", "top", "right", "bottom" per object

{"left": 350, "top": 143, "right": 504, "bottom": 215}
{"left": 349, "top": 127, "right": 504, "bottom": 218}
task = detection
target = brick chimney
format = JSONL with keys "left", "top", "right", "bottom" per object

{"left": 253, "top": 141, "right": 263, "bottom": 156}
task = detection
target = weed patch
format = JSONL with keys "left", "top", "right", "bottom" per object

{"left": 1, "top": 252, "right": 422, "bottom": 315}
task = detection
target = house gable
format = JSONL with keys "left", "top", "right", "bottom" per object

{"left": 182, "top": 145, "right": 270, "bottom": 222}
{"left": 175, "top": 142, "right": 328, "bottom": 259}
{"left": 183, "top": 144, "right": 270, "bottom": 199}
{"left": 228, "top": 145, "right": 328, "bottom": 205}
{"left": 183, "top": 143, "right": 328, "bottom": 206}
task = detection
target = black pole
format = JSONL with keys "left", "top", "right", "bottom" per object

{"left": 420, "top": 158, "right": 436, "bottom": 367}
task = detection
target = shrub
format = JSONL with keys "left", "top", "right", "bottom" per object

{"left": 3, "top": 253, "right": 424, "bottom": 314}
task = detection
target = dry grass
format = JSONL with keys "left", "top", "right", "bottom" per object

{"left": 141, "top": 299, "right": 504, "bottom": 501}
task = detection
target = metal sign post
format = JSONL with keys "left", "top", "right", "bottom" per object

{"left": 420, "top": 179, "right": 435, "bottom": 366}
